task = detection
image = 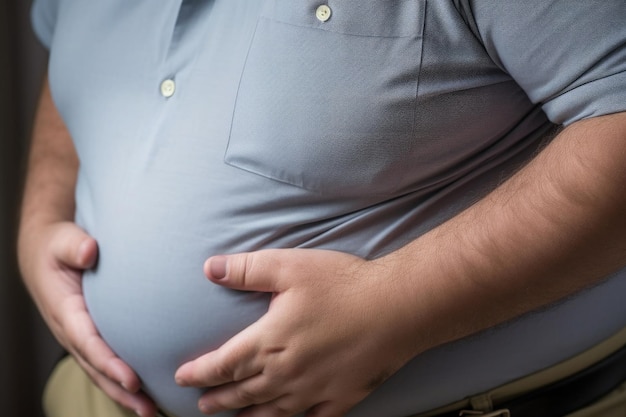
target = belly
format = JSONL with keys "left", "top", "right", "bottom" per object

{"left": 82, "top": 214, "right": 270, "bottom": 417}
{"left": 78, "top": 161, "right": 626, "bottom": 417}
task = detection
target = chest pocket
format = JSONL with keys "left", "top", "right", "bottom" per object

{"left": 225, "top": 0, "right": 426, "bottom": 197}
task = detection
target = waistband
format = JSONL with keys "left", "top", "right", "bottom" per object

{"left": 414, "top": 326, "right": 626, "bottom": 417}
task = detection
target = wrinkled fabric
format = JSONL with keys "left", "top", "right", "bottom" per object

{"left": 31, "top": 1, "right": 626, "bottom": 416}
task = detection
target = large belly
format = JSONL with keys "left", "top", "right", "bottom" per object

{"left": 82, "top": 209, "right": 270, "bottom": 417}
{"left": 81, "top": 202, "right": 626, "bottom": 417}
{"left": 78, "top": 162, "right": 626, "bottom": 417}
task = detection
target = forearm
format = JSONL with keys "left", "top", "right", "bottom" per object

{"left": 18, "top": 77, "right": 78, "bottom": 275}
{"left": 384, "top": 112, "right": 626, "bottom": 353}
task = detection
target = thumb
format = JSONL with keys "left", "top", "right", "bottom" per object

{"left": 52, "top": 223, "right": 98, "bottom": 270}
{"left": 204, "top": 250, "right": 284, "bottom": 293}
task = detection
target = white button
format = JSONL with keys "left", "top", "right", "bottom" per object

{"left": 316, "top": 5, "right": 331, "bottom": 22}
{"left": 160, "top": 79, "right": 176, "bottom": 98}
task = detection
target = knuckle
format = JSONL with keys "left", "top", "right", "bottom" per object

{"left": 235, "top": 386, "right": 259, "bottom": 404}
{"left": 269, "top": 360, "right": 300, "bottom": 382}
{"left": 241, "top": 253, "right": 256, "bottom": 287}
{"left": 213, "top": 362, "right": 235, "bottom": 382}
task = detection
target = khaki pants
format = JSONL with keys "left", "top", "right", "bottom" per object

{"left": 43, "top": 328, "right": 626, "bottom": 417}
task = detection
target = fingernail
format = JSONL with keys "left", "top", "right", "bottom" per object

{"left": 209, "top": 256, "right": 227, "bottom": 279}
{"left": 174, "top": 368, "right": 187, "bottom": 386}
{"left": 199, "top": 401, "right": 215, "bottom": 415}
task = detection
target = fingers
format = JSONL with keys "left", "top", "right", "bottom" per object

{"left": 61, "top": 293, "right": 141, "bottom": 392}
{"left": 62, "top": 296, "right": 150, "bottom": 415}
{"left": 77, "top": 356, "right": 157, "bottom": 417}
{"left": 204, "top": 250, "right": 286, "bottom": 292}
{"left": 176, "top": 327, "right": 263, "bottom": 387}
{"left": 26, "top": 222, "right": 149, "bottom": 414}
{"left": 50, "top": 222, "right": 98, "bottom": 269}
{"left": 195, "top": 375, "right": 282, "bottom": 415}
{"left": 193, "top": 249, "right": 381, "bottom": 417}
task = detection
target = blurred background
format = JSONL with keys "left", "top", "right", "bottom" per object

{"left": 1, "top": 1, "right": 63, "bottom": 416}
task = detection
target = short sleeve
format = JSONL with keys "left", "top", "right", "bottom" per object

{"left": 30, "top": 0, "right": 59, "bottom": 50}
{"left": 461, "top": 0, "right": 626, "bottom": 126}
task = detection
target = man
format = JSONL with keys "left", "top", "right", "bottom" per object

{"left": 18, "top": 1, "right": 626, "bottom": 417}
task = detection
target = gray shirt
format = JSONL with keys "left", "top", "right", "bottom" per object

{"left": 32, "top": 1, "right": 626, "bottom": 416}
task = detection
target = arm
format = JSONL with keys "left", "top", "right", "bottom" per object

{"left": 175, "top": 112, "right": 626, "bottom": 417}
{"left": 381, "top": 112, "right": 626, "bottom": 349}
{"left": 17, "top": 77, "right": 156, "bottom": 417}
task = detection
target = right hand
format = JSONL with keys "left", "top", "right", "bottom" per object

{"left": 18, "top": 221, "right": 157, "bottom": 417}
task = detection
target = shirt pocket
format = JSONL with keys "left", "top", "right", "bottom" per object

{"left": 225, "top": 0, "right": 426, "bottom": 197}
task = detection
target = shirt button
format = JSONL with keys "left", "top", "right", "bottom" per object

{"left": 160, "top": 79, "right": 176, "bottom": 98}
{"left": 315, "top": 5, "right": 331, "bottom": 22}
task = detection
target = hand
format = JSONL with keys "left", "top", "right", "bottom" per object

{"left": 175, "top": 249, "right": 421, "bottom": 417}
{"left": 18, "top": 221, "right": 157, "bottom": 417}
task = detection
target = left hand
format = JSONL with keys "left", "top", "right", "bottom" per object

{"left": 175, "top": 248, "right": 421, "bottom": 417}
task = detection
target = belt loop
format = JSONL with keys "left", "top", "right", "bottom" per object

{"left": 459, "top": 409, "right": 510, "bottom": 417}
{"left": 460, "top": 394, "right": 510, "bottom": 417}
{"left": 470, "top": 394, "right": 494, "bottom": 413}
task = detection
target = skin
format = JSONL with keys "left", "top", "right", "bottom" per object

{"left": 19, "top": 79, "right": 626, "bottom": 416}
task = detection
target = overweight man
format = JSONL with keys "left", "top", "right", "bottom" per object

{"left": 18, "top": 1, "right": 626, "bottom": 417}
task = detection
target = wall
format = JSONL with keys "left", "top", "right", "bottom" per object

{"left": 0, "top": 1, "right": 63, "bottom": 416}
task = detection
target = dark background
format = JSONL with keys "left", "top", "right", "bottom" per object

{"left": 1, "top": 1, "right": 64, "bottom": 416}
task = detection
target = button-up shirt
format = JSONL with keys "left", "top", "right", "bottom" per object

{"left": 32, "top": 1, "right": 626, "bottom": 416}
